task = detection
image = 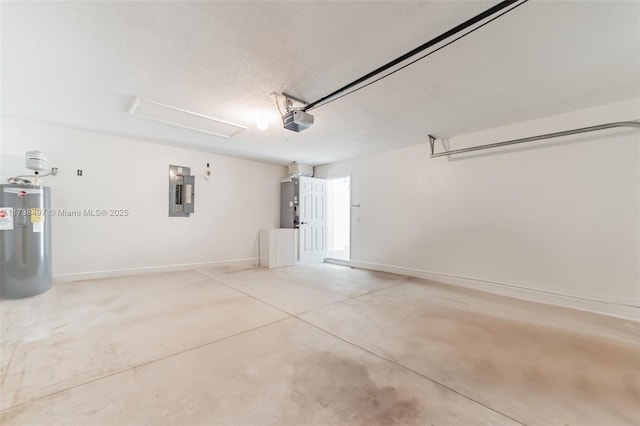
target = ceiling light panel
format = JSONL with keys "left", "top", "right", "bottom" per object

{"left": 129, "top": 98, "right": 248, "bottom": 139}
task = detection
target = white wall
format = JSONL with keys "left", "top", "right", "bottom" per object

{"left": 0, "top": 117, "right": 285, "bottom": 278}
{"left": 315, "top": 98, "right": 640, "bottom": 317}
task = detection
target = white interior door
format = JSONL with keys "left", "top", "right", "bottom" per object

{"left": 298, "top": 176, "right": 327, "bottom": 264}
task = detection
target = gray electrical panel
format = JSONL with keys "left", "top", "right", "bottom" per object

{"left": 169, "top": 165, "right": 195, "bottom": 217}
{"left": 0, "top": 184, "right": 52, "bottom": 299}
{"left": 280, "top": 178, "right": 300, "bottom": 228}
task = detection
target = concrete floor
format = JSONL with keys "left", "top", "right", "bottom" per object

{"left": 1, "top": 264, "right": 638, "bottom": 425}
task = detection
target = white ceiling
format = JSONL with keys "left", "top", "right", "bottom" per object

{"left": 2, "top": 1, "right": 639, "bottom": 166}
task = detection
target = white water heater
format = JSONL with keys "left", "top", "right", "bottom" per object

{"left": 0, "top": 184, "right": 52, "bottom": 298}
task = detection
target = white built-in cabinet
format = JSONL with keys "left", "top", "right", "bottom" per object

{"left": 259, "top": 228, "right": 298, "bottom": 268}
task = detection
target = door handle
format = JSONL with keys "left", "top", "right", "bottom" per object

{"left": 300, "top": 221, "right": 308, "bottom": 225}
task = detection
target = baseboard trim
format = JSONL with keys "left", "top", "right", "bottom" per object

{"left": 54, "top": 258, "right": 259, "bottom": 282}
{"left": 325, "top": 258, "right": 639, "bottom": 321}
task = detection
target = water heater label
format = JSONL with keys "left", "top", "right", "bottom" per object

{"left": 0, "top": 207, "right": 14, "bottom": 230}
{"left": 31, "top": 210, "right": 45, "bottom": 223}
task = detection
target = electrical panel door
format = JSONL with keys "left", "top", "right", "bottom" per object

{"left": 169, "top": 165, "right": 195, "bottom": 217}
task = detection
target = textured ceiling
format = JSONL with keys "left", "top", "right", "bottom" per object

{"left": 2, "top": 1, "right": 639, "bottom": 166}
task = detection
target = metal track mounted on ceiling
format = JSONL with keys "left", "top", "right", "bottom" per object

{"left": 428, "top": 121, "right": 640, "bottom": 158}
{"left": 300, "top": 0, "right": 528, "bottom": 112}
